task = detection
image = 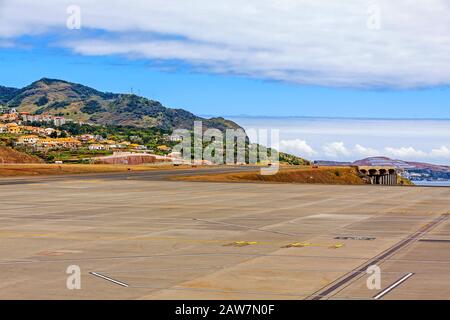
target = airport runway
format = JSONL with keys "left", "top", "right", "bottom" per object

{"left": 0, "top": 171, "right": 449, "bottom": 300}
{"left": 0, "top": 165, "right": 261, "bottom": 185}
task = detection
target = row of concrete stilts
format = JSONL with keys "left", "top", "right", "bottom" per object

{"left": 370, "top": 173, "right": 398, "bottom": 185}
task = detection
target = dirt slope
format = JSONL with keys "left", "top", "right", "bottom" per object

{"left": 175, "top": 166, "right": 368, "bottom": 185}
{"left": 0, "top": 146, "right": 44, "bottom": 164}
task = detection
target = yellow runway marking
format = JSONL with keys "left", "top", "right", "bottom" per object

{"left": 0, "top": 230, "right": 344, "bottom": 250}
{"left": 282, "top": 241, "right": 344, "bottom": 249}
{"left": 223, "top": 241, "right": 259, "bottom": 247}
{"left": 135, "top": 236, "right": 270, "bottom": 245}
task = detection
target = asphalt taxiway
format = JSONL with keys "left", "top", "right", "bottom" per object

{"left": 0, "top": 169, "right": 449, "bottom": 299}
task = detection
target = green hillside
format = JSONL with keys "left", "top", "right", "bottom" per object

{"left": 1, "top": 78, "right": 242, "bottom": 132}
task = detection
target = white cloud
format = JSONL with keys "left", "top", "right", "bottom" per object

{"left": 382, "top": 145, "right": 450, "bottom": 161}
{"left": 354, "top": 144, "right": 380, "bottom": 157}
{"left": 280, "top": 139, "right": 316, "bottom": 157}
{"left": 384, "top": 146, "right": 427, "bottom": 159}
{"left": 322, "top": 142, "right": 351, "bottom": 158}
{"left": 2, "top": 0, "right": 450, "bottom": 87}
{"left": 321, "top": 142, "right": 379, "bottom": 159}
{"left": 317, "top": 142, "right": 450, "bottom": 162}
{"left": 430, "top": 146, "right": 450, "bottom": 159}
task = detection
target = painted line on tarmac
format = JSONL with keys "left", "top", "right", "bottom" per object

{"left": 193, "top": 218, "right": 297, "bottom": 237}
{"left": 307, "top": 213, "right": 449, "bottom": 300}
{"left": 373, "top": 273, "right": 414, "bottom": 300}
{"left": 90, "top": 272, "right": 129, "bottom": 287}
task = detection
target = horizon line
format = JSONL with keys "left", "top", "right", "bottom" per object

{"left": 201, "top": 115, "right": 450, "bottom": 121}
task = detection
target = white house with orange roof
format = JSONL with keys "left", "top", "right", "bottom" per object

{"left": 44, "top": 128, "right": 56, "bottom": 136}
{"left": 16, "top": 135, "right": 39, "bottom": 145}
{"left": 88, "top": 144, "right": 108, "bottom": 151}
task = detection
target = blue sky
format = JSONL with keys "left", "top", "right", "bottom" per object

{"left": 2, "top": 44, "right": 450, "bottom": 119}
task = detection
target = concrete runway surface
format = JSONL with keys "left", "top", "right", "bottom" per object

{"left": 0, "top": 168, "right": 449, "bottom": 300}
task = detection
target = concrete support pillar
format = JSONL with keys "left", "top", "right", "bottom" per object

{"left": 361, "top": 168, "right": 399, "bottom": 186}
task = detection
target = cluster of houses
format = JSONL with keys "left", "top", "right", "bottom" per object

{"left": 0, "top": 109, "right": 216, "bottom": 165}
{"left": 0, "top": 123, "right": 58, "bottom": 135}
{"left": 11, "top": 132, "right": 150, "bottom": 152}
{"left": 16, "top": 135, "right": 82, "bottom": 150}
{"left": 1, "top": 108, "right": 67, "bottom": 126}
{"left": 0, "top": 109, "right": 149, "bottom": 152}
{"left": 0, "top": 109, "right": 69, "bottom": 137}
{"left": 80, "top": 134, "right": 148, "bottom": 151}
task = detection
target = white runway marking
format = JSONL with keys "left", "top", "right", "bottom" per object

{"left": 90, "top": 272, "right": 129, "bottom": 287}
{"left": 193, "top": 218, "right": 296, "bottom": 237}
{"left": 373, "top": 273, "right": 414, "bottom": 299}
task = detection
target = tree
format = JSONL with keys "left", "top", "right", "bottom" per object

{"left": 35, "top": 96, "right": 49, "bottom": 106}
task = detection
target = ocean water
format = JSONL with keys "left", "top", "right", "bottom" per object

{"left": 413, "top": 181, "right": 450, "bottom": 187}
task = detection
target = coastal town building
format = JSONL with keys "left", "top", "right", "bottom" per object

{"left": 6, "top": 123, "right": 21, "bottom": 134}
{"left": 77, "top": 134, "right": 98, "bottom": 142}
{"left": 0, "top": 109, "right": 20, "bottom": 122}
{"left": 36, "top": 137, "right": 81, "bottom": 150}
{"left": 20, "top": 112, "right": 67, "bottom": 127}
{"left": 157, "top": 145, "right": 171, "bottom": 152}
{"left": 16, "top": 135, "right": 39, "bottom": 145}
{"left": 21, "top": 126, "right": 47, "bottom": 135}
{"left": 44, "top": 128, "right": 57, "bottom": 136}
{"left": 88, "top": 144, "right": 108, "bottom": 151}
